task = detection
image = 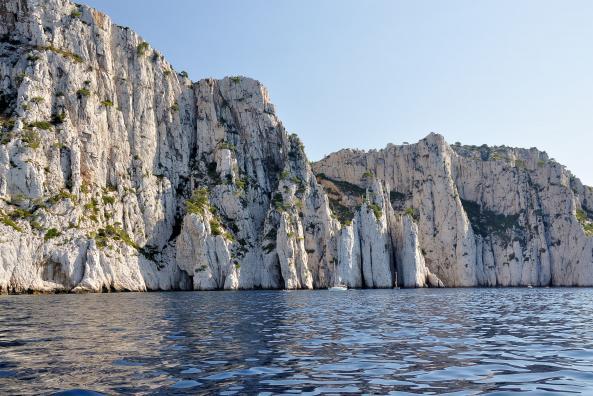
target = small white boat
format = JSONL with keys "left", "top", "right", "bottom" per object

{"left": 328, "top": 284, "right": 348, "bottom": 291}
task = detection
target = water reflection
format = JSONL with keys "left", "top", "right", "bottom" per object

{"left": 1, "top": 288, "right": 593, "bottom": 394}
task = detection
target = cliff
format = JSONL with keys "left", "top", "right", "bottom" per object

{"left": 314, "top": 137, "right": 593, "bottom": 287}
{"left": 0, "top": 0, "right": 591, "bottom": 293}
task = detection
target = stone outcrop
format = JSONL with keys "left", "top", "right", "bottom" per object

{"left": 0, "top": 0, "right": 591, "bottom": 293}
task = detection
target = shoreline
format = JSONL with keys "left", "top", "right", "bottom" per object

{"left": 2, "top": 284, "right": 588, "bottom": 296}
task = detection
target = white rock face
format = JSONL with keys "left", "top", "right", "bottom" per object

{"left": 337, "top": 224, "right": 362, "bottom": 288}
{"left": 0, "top": 0, "right": 341, "bottom": 293}
{"left": 0, "top": 0, "right": 591, "bottom": 293}
{"left": 394, "top": 214, "right": 428, "bottom": 288}
{"left": 176, "top": 212, "right": 238, "bottom": 290}
{"left": 392, "top": 214, "right": 443, "bottom": 288}
{"left": 357, "top": 181, "right": 394, "bottom": 288}
{"left": 314, "top": 134, "right": 593, "bottom": 287}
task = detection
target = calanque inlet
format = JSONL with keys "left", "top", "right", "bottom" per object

{"left": 1, "top": 0, "right": 593, "bottom": 294}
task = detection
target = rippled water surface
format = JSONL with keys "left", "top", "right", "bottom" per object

{"left": 2, "top": 289, "right": 593, "bottom": 395}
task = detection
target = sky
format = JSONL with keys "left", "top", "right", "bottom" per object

{"left": 82, "top": 0, "right": 593, "bottom": 184}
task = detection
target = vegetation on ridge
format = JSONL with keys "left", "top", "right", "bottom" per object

{"left": 137, "top": 42, "right": 149, "bottom": 56}
{"left": 368, "top": 203, "right": 382, "bottom": 220}
{"left": 461, "top": 199, "right": 519, "bottom": 242}
{"left": 576, "top": 209, "right": 593, "bottom": 236}
{"left": 186, "top": 187, "right": 209, "bottom": 215}
{"left": 315, "top": 173, "right": 365, "bottom": 226}
{"left": 37, "top": 45, "right": 83, "bottom": 63}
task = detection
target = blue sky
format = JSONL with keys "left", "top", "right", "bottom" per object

{"left": 83, "top": 0, "right": 593, "bottom": 184}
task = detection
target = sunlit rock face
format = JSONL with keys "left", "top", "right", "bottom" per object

{"left": 0, "top": 0, "right": 592, "bottom": 293}
{"left": 314, "top": 134, "right": 593, "bottom": 287}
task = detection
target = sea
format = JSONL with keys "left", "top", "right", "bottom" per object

{"left": 1, "top": 288, "right": 593, "bottom": 394}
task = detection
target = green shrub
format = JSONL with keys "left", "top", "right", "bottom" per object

{"left": 273, "top": 193, "right": 286, "bottom": 211}
{"left": 326, "top": 197, "right": 354, "bottom": 226}
{"left": 76, "top": 88, "right": 90, "bottom": 98}
{"left": 180, "top": 71, "right": 189, "bottom": 78}
{"left": 44, "top": 228, "right": 61, "bottom": 241}
{"left": 235, "top": 178, "right": 246, "bottom": 190}
{"left": 230, "top": 76, "right": 241, "bottom": 83}
{"left": 29, "top": 121, "right": 52, "bottom": 130}
{"left": 51, "top": 112, "right": 66, "bottom": 125}
{"left": 170, "top": 101, "right": 179, "bottom": 112}
{"left": 576, "top": 209, "right": 587, "bottom": 223}
{"left": 22, "top": 130, "right": 41, "bottom": 149}
{"left": 49, "top": 189, "right": 77, "bottom": 204}
{"left": 186, "top": 187, "right": 209, "bottom": 215}
{"left": 0, "top": 213, "right": 22, "bottom": 232}
{"left": 224, "top": 231, "right": 235, "bottom": 242}
{"left": 80, "top": 182, "right": 91, "bottom": 194}
{"left": 101, "top": 100, "right": 114, "bottom": 107}
{"left": 137, "top": 42, "right": 149, "bottom": 56}
{"left": 576, "top": 209, "right": 593, "bottom": 236}
{"left": 84, "top": 198, "right": 99, "bottom": 213}
{"left": 38, "top": 45, "right": 82, "bottom": 63}
{"left": 368, "top": 203, "right": 382, "bottom": 220}
{"left": 102, "top": 195, "right": 116, "bottom": 205}
{"left": 0, "top": 117, "right": 15, "bottom": 129}
{"left": 92, "top": 224, "right": 139, "bottom": 249}
{"left": 362, "top": 171, "right": 374, "bottom": 179}
{"left": 404, "top": 207, "right": 420, "bottom": 221}
{"left": 31, "top": 96, "right": 44, "bottom": 104}
{"left": 210, "top": 219, "right": 223, "bottom": 236}
{"left": 70, "top": 9, "right": 82, "bottom": 18}
{"left": 10, "top": 208, "right": 33, "bottom": 220}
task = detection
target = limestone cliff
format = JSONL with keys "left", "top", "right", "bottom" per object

{"left": 0, "top": 0, "right": 591, "bottom": 293}
{"left": 314, "top": 135, "right": 593, "bottom": 287}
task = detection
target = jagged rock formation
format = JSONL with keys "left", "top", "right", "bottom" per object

{"left": 0, "top": 0, "right": 591, "bottom": 293}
